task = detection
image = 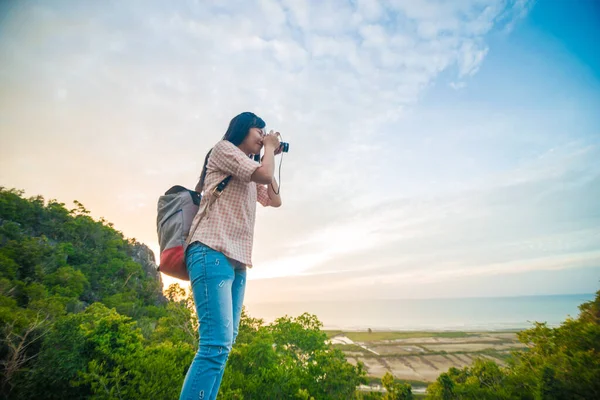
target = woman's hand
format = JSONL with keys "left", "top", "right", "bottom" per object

{"left": 263, "top": 130, "right": 281, "bottom": 151}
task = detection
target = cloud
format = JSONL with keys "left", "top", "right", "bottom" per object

{"left": 458, "top": 40, "right": 489, "bottom": 76}
{"left": 495, "top": 0, "right": 537, "bottom": 33}
{"left": 0, "top": 0, "right": 554, "bottom": 301}
{"left": 449, "top": 81, "right": 467, "bottom": 89}
{"left": 252, "top": 141, "right": 600, "bottom": 294}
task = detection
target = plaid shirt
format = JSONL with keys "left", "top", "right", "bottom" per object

{"left": 189, "top": 140, "right": 270, "bottom": 268}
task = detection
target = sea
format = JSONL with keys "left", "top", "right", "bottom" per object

{"left": 244, "top": 293, "right": 596, "bottom": 331}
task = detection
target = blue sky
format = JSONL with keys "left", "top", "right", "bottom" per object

{"left": 1, "top": 0, "right": 598, "bottom": 303}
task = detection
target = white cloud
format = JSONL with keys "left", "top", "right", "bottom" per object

{"left": 356, "top": 0, "right": 384, "bottom": 22}
{"left": 0, "top": 0, "right": 557, "bottom": 301}
{"left": 251, "top": 141, "right": 600, "bottom": 295}
{"left": 449, "top": 81, "right": 467, "bottom": 89}
{"left": 458, "top": 40, "right": 489, "bottom": 76}
{"left": 496, "top": 0, "right": 537, "bottom": 33}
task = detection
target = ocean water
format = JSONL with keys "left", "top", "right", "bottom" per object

{"left": 244, "top": 293, "right": 596, "bottom": 331}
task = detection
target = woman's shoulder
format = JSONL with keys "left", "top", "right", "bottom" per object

{"left": 213, "top": 139, "right": 238, "bottom": 153}
{"left": 208, "top": 141, "right": 229, "bottom": 167}
{"left": 210, "top": 139, "right": 253, "bottom": 166}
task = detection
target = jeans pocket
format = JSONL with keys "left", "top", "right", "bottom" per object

{"left": 186, "top": 243, "right": 207, "bottom": 277}
{"left": 204, "top": 248, "right": 234, "bottom": 273}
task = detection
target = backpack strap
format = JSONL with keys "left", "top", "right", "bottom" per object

{"left": 212, "top": 175, "right": 232, "bottom": 197}
{"left": 185, "top": 175, "right": 232, "bottom": 245}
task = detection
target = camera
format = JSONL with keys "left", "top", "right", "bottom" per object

{"left": 252, "top": 141, "right": 289, "bottom": 162}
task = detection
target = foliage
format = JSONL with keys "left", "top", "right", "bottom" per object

{"left": 426, "top": 289, "right": 600, "bottom": 399}
{"left": 219, "top": 310, "right": 368, "bottom": 399}
{"left": 355, "top": 372, "right": 414, "bottom": 400}
{"left": 0, "top": 188, "right": 367, "bottom": 399}
{"left": 381, "top": 372, "right": 413, "bottom": 400}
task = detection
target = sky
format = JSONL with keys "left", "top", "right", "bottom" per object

{"left": 1, "top": 0, "right": 599, "bottom": 305}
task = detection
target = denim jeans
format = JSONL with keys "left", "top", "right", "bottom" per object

{"left": 179, "top": 242, "right": 246, "bottom": 400}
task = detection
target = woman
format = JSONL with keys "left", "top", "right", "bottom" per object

{"left": 180, "top": 112, "right": 282, "bottom": 400}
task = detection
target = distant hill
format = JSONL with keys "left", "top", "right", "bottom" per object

{"left": 0, "top": 187, "right": 184, "bottom": 399}
{"left": 0, "top": 187, "right": 165, "bottom": 308}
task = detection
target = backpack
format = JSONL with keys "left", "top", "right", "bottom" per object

{"left": 156, "top": 177, "right": 231, "bottom": 281}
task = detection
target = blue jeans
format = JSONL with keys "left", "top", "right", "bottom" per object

{"left": 179, "top": 242, "right": 246, "bottom": 400}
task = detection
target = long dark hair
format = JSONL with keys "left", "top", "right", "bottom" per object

{"left": 195, "top": 112, "right": 266, "bottom": 192}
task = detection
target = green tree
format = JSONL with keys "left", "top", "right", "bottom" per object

{"left": 24, "top": 311, "right": 91, "bottom": 399}
{"left": 220, "top": 311, "right": 367, "bottom": 399}
{"left": 0, "top": 311, "right": 50, "bottom": 397}
{"left": 381, "top": 372, "right": 413, "bottom": 400}
{"left": 127, "top": 341, "right": 194, "bottom": 400}
{"left": 44, "top": 266, "right": 89, "bottom": 298}
{"left": 151, "top": 284, "right": 197, "bottom": 346}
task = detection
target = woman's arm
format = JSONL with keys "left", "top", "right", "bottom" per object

{"left": 251, "top": 142, "right": 277, "bottom": 185}
{"left": 256, "top": 133, "right": 283, "bottom": 206}
{"left": 267, "top": 178, "right": 282, "bottom": 207}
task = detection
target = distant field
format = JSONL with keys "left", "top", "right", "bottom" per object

{"left": 327, "top": 329, "right": 524, "bottom": 385}
{"left": 326, "top": 330, "right": 476, "bottom": 342}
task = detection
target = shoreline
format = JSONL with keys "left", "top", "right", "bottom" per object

{"left": 246, "top": 292, "right": 594, "bottom": 304}
{"left": 244, "top": 293, "right": 593, "bottom": 333}
{"left": 323, "top": 326, "right": 527, "bottom": 332}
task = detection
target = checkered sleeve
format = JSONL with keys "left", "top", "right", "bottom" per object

{"left": 256, "top": 183, "right": 271, "bottom": 207}
{"left": 211, "top": 140, "right": 260, "bottom": 182}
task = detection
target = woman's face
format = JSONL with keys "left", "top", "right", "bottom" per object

{"left": 240, "top": 127, "right": 265, "bottom": 155}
